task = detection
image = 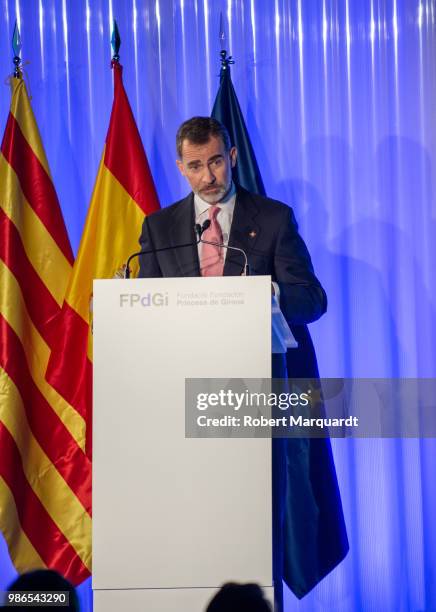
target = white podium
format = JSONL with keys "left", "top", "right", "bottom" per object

{"left": 92, "top": 276, "right": 275, "bottom": 611}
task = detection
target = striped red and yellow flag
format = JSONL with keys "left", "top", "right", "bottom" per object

{"left": 0, "top": 76, "right": 92, "bottom": 584}
{"left": 46, "top": 61, "right": 160, "bottom": 458}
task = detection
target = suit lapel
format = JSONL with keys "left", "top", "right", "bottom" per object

{"left": 224, "top": 188, "right": 261, "bottom": 276}
{"left": 169, "top": 193, "right": 200, "bottom": 276}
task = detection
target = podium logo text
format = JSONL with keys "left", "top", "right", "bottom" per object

{"left": 120, "top": 292, "right": 169, "bottom": 307}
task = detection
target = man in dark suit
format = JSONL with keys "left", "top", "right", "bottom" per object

{"left": 138, "top": 117, "right": 348, "bottom": 601}
{"left": 138, "top": 116, "right": 325, "bottom": 377}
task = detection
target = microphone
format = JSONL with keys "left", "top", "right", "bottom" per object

{"left": 124, "top": 220, "right": 211, "bottom": 279}
{"left": 194, "top": 219, "right": 211, "bottom": 240}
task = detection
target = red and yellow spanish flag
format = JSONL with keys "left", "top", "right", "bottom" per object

{"left": 46, "top": 61, "right": 160, "bottom": 458}
{"left": 0, "top": 76, "right": 92, "bottom": 583}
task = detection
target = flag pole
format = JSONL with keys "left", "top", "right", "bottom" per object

{"left": 12, "top": 20, "right": 22, "bottom": 79}
{"left": 218, "top": 12, "right": 234, "bottom": 79}
{"left": 212, "top": 12, "right": 265, "bottom": 195}
{"left": 111, "top": 19, "right": 121, "bottom": 64}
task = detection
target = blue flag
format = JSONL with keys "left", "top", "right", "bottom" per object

{"left": 211, "top": 63, "right": 265, "bottom": 195}
{"left": 211, "top": 57, "right": 349, "bottom": 602}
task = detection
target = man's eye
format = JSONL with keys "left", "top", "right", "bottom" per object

{"left": 212, "top": 158, "right": 223, "bottom": 167}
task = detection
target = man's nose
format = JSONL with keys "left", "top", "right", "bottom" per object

{"left": 201, "top": 164, "right": 216, "bottom": 183}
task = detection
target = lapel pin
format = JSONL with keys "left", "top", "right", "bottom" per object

{"left": 249, "top": 230, "right": 257, "bottom": 238}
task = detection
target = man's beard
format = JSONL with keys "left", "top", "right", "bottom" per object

{"left": 197, "top": 180, "right": 231, "bottom": 204}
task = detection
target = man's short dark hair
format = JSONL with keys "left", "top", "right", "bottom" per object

{"left": 176, "top": 116, "right": 231, "bottom": 158}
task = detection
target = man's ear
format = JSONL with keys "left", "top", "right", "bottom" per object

{"left": 176, "top": 159, "right": 186, "bottom": 176}
{"left": 229, "top": 146, "right": 237, "bottom": 168}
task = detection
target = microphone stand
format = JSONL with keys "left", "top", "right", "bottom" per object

{"left": 198, "top": 238, "right": 250, "bottom": 276}
{"left": 196, "top": 220, "right": 249, "bottom": 276}
{"left": 125, "top": 220, "right": 250, "bottom": 278}
{"left": 124, "top": 220, "right": 211, "bottom": 279}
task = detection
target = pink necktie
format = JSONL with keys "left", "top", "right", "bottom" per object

{"left": 200, "top": 205, "right": 224, "bottom": 276}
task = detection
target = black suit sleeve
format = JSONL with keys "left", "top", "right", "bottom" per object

{"left": 274, "top": 206, "right": 327, "bottom": 325}
{"left": 138, "top": 215, "right": 163, "bottom": 278}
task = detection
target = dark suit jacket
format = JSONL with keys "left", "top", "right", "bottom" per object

{"left": 138, "top": 186, "right": 326, "bottom": 377}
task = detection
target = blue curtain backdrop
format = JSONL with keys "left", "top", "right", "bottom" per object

{"left": 1, "top": 1, "right": 435, "bottom": 611}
